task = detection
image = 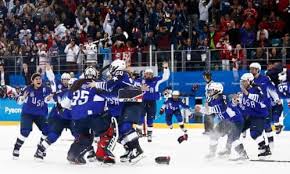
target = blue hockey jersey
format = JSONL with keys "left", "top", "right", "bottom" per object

{"left": 208, "top": 95, "right": 244, "bottom": 123}
{"left": 20, "top": 85, "right": 52, "bottom": 117}
{"left": 68, "top": 81, "right": 106, "bottom": 120}
{"left": 49, "top": 89, "right": 72, "bottom": 120}
{"left": 277, "top": 82, "right": 290, "bottom": 99}
{"left": 161, "top": 98, "right": 189, "bottom": 115}
{"left": 94, "top": 70, "right": 135, "bottom": 117}
{"left": 240, "top": 86, "right": 268, "bottom": 118}
{"left": 253, "top": 74, "right": 280, "bottom": 107}
{"left": 136, "top": 68, "right": 170, "bottom": 101}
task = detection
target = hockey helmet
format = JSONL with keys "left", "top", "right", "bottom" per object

{"left": 84, "top": 66, "right": 98, "bottom": 79}
{"left": 61, "top": 73, "right": 71, "bottom": 80}
{"left": 249, "top": 62, "right": 261, "bottom": 71}
{"left": 240, "top": 73, "right": 254, "bottom": 82}
{"left": 278, "top": 68, "right": 287, "bottom": 82}
{"left": 207, "top": 82, "right": 223, "bottom": 97}
{"left": 109, "top": 59, "right": 126, "bottom": 75}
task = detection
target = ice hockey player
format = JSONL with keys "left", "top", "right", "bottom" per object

{"left": 135, "top": 62, "right": 170, "bottom": 142}
{"left": 159, "top": 90, "right": 190, "bottom": 143}
{"left": 205, "top": 82, "right": 248, "bottom": 160}
{"left": 33, "top": 78, "right": 78, "bottom": 160}
{"left": 203, "top": 71, "right": 215, "bottom": 135}
{"left": 12, "top": 73, "right": 53, "bottom": 159}
{"left": 277, "top": 68, "right": 290, "bottom": 98}
{"left": 45, "top": 65, "right": 71, "bottom": 92}
{"left": 240, "top": 73, "right": 271, "bottom": 158}
{"left": 89, "top": 59, "right": 145, "bottom": 164}
{"left": 250, "top": 62, "right": 282, "bottom": 143}
{"left": 64, "top": 66, "right": 116, "bottom": 164}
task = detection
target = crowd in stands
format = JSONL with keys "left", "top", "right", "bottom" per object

{"left": 0, "top": 0, "right": 290, "bottom": 86}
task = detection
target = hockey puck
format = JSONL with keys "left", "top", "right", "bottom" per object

{"left": 155, "top": 156, "right": 170, "bottom": 165}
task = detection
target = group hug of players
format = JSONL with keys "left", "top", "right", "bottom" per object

{"left": 7, "top": 57, "right": 290, "bottom": 164}
{"left": 201, "top": 62, "right": 290, "bottom": 161}
{"left": 10, "top": 59, "right": 175, "bottom": 165}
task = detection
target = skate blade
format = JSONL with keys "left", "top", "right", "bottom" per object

{"left": 258, "top": 155, "right": 272, "bottom": 160}
{"left": 120, "top": 158, "right": 130, "bottom": 163}
{"left": 87, "top": 157, "right": 97, "bottom": 162}
{"left": 12, "top": 156, "right": 19, "bottom": 160}
{"left": 129, "top": 155, "right": 146, "bottom": 165}
{"left": 68, "top": 161, "right": 86, "bottom": 165}
{"left": 34, "top": 157, "right": 44, "bottom": 162}
{"left": 229, "top": 157, "right": 249, "bottom": 162}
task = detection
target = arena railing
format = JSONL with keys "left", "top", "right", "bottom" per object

{"left": 0, "top": 46, "right": 289, "bottom": 76}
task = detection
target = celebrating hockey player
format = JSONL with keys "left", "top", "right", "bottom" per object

{"left": 12, "top": 73, "right": 53, "bottom": 159}
{"left": 250, "top": 62, "right": 282, "bottom": 143}
{"left": 277, "top": 68, "right": 290, "bottom": 98}
{"left": 33, "top": 77, "right": 78, "bottom": 160}
{"left": 202, "top": 71, "right": 215, "bottom": 135}
{"left": 64, "top": 66, "right": 116, "bottom": 164}
{"left": 240, "top": 73, "right": 271, "bottom": 158}
{"left": 135, "top": 62, "right": 170, "bottom": 142}
{"left": 159, "top": 90, "right": 190, "bottom": 143}
{"left": 205, "top": 82, "right": 248, "bottom": 160}
{"left": 89, "top": 59, "right": 145, "bottom": 163}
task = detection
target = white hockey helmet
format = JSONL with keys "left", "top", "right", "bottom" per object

{"left": 145, "top": 68, "right": 154, "bottom": 74}
{"left": 109, "top": 59, "right": 126, "bottom": 75}
{"left": 240, "top": 73, "right": 254, "bottom": 82}
{"left": 278, "top": 68, "right": 287, "bottom": 82}
{"left": 207, "top": 82, "right": 223, "bottom": 97}
{"left": 84, "top": 66, "right": 98, "bottom": 79}
{"left": 172, "top": 90, "right": 180, "bottom": 96}
{"left": 249, "top": 62, "right": 261, "bottom": 71}
{"left": 61, "top": 73, "right": 71, "bottom": 80}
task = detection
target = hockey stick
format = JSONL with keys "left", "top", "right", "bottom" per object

{"left": 250, "top": 159, "right": 290, "bottom": 163}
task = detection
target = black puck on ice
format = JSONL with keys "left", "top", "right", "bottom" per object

{"left": 155, "top": 156, "right": 170, "bottom": 165}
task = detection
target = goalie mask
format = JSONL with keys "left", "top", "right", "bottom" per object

{"left": 84, "top": 66, "right": 98, "bottom": 80}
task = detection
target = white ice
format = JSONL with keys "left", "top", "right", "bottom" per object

{"left": 1, "top": 125, "right": 290, "bottom": 174}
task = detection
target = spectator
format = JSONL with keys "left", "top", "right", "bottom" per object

{"left": 216, "top": 35, "right": 232, "bottom": 70}
{"left": 232, "top": 44, "right": 246, "bottom": 70}
{"left": 37, "top": 43, "right": 48, "bottom": 74}
{"left": 64, "top": 38, "right": 79, "bottom": 73}
{"left": 198, "top": 0, "right": 213, "bottom": 29}
{"left": 0, "top": 1, "right": 8, "bottom": 20}
{"left": 22, "top": 63, "right": 32, "bottom": 85}
{"left": 251, "top": 47, "right": 267, "bottom": 67}
{"left": 227, "top": 20, "right": 241, "bottom": 47}
{"left": 83, "top": 37, "right": 98, "bottom": 66}
{"left": 48, "top": 40, "right": 59, "bottom": 71}
{"left": 0, "top": 64, "right": 9, "bottom": 85}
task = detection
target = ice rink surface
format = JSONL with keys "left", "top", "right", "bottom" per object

{"left": 1, "top": 125, "right": 290, "bottom": 174}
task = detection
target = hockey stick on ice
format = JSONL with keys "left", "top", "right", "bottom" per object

{"left": 250, "top": 159, "right": 290, "bottom": 163}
